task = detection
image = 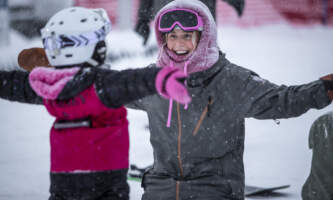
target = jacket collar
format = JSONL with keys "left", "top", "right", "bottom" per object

{"left": 187, "top": 52, "right": 227, "bottom": 87}
{"left": 57, "top": 67, "right": 96, "bottom": 100}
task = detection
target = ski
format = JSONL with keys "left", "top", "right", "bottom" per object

{"left": 245, "top": 184, "right": 290, "bottom": 196}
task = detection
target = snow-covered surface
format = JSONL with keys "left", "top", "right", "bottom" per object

{"left": 0, "top": 24, "right": 333, "bottom": 200}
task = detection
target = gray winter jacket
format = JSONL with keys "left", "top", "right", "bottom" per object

{"left": 127, "top": 53, "right": 331, "bottom": 200}
{"left": 302, "top": 111, "right": 333, "bottom": 200}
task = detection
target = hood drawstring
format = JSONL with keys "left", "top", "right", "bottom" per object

{"left": 184, "top": 61, "right": 189, "bottom": 110}
{"left": 166, "top": 61, "right": 174, "bottom": 127}
{"left": 166, "top": 61, "right": 190, "bottom": 127}
{"left": 167, "top": 99, "right": 173, "bottom": 127}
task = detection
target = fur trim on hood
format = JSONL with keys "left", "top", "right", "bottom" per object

{"left": 29, "top": 67, "right": 80, "bottom": 100}
{"left": 154, "top": 0, "right": 219, "bottom": 74}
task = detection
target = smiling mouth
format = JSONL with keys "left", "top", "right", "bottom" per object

{"left": 175, "top": 50, "right": 189, "bottom": 55}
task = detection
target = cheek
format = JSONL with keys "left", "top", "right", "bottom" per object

{"left": 166, "top": 41, "right": 174, "bottom": 50}
{"left": 184, "top": 40, "right": 195, "bottom": 51}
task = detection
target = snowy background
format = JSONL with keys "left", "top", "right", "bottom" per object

{"left": 0, "top": 24, "right": 333, "bottom": 200}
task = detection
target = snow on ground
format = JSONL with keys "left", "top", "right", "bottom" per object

{"left": 0, "top": 24, "right": 333, "bottom": 200}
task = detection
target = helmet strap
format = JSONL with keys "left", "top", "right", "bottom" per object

{"left": 86, "top": 41, "right": 107, "bottom": 67}
{"left": 87, "top": 58, "right": 99, "bottom": 67}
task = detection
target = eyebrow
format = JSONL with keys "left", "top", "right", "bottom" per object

{"left": 169, "top": 31, "right": 193, "bottom": 35}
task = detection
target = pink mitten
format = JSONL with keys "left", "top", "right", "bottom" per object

{"left": 156, "top": 67, "right": 191, "bottom": 104}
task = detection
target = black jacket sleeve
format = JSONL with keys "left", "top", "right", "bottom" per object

{"left": 0, "top": 70, "right": 43, "bottom": 104}
{"left": 136, "top": 0, "right": 154, "bottom": 23}
{"left": 221, "top": 0, "right": 244, "bottom": 16}
{"left": 95, "top": 65, "right": 160, "bottom": 108}
{"left": 202, "top": 0, "right": 217, "bottom": 19}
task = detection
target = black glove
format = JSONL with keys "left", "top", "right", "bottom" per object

{"left": 135, "top": 20, "right": 150, "bottom": 46}
{"left": 320, "top": 74, "right": 333, "bottom": 100}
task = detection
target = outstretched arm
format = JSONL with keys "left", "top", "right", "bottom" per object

{"left": 95, "top": 66, "right": 159, "bottom": 108}
{"left": 15, "top": 48, "right": 191, "bottom": 108}
{"left": 0, "top": 70, "right": 43, "bottom": 104}
{"left": 95, "top": 64, "right": 191, "bottom": 108}
{"left": 243, "top": 72, "right": 331, "bottom": 119}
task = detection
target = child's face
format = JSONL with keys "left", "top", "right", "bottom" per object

{"left": 165, "top": 29, "right": 200, "bottom": 56}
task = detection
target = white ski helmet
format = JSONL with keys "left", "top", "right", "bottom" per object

{"left": 41, "top": 7, "right": 111, "bottom": 67}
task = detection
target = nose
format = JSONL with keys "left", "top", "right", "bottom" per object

{"left": 173, "top": 39, "right": 186, "bottom": 50}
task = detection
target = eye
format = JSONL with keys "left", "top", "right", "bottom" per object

{"left": 183, "top": 33, "right": 192, "bottom": 40}
{"left": 168, "top": 34, "right": 177, "bottom": 40}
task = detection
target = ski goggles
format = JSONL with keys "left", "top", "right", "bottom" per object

{"left": 41, "top": 23, "right": 111, "bottom": 56}
{"left": 158, "top": 8, "right": 203, "bottom": 32}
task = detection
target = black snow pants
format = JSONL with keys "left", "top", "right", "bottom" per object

{"left": 49, "top": 169, "right": 129, "bottom": 200}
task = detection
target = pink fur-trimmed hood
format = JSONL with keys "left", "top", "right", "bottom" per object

{"left": 29, "top": 67, "right": 80, "bottom": 100}
{"left": 154, "top": 0, "right": 219, "bottom": 74}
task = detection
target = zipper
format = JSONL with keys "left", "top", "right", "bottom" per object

{"left": 193, "top": 97, "right": 214, "bottom": 136}
{"left": 175, "top": 97, "right": 214, "bottom": 199}
{"left": 176, "top": 181, "right": 180, "bottom": 200}
{"left": 176, "top": 103, "right": 184, "bottom": 177}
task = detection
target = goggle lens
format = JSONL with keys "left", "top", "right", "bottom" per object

{"left": 160, "top": 10, "right": 198, "bottom": 29}
{"left": 159, "top": 9, "right": 203, "bottom": 32}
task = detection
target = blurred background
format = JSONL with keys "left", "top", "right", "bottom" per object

{"left": 0, "top": 1, "right": 333, "bottom": 199}
{"left": 1, "top": 0, "right": 333, "bottom": 42}
{"left": 0, "top": 0, "right": 333, "bottom": 67}
{"left": 2, "top": 0, "right": 333, "bottom": 36}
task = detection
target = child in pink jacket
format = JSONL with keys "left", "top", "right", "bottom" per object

{"left": 0, "top": 7, "right": 190, "bottom": 200}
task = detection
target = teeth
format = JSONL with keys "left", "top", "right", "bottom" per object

{"left": 176, "top": 51, "right": 188, "bottom": 55}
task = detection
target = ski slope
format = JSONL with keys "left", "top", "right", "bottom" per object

{"left": 0, "top": 24, "right": 333, "bottom": 199}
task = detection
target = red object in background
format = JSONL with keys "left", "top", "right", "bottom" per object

{"left": 216, "top": 0, "right": 333, "bottom": 27}
{"left": 74, "top": 0, "right": 140, "bottom": 29}
{"left": 73, "top": 0, "right": 333, "bottom": 29}
{"left": 271, "top": 0, "right": 333, "bottom": 25}
{"left": 216, "top": 0, "right": 284, "bottom": 27}
{"left": 74, "top": 0, "right": 118, "bottom": 25}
